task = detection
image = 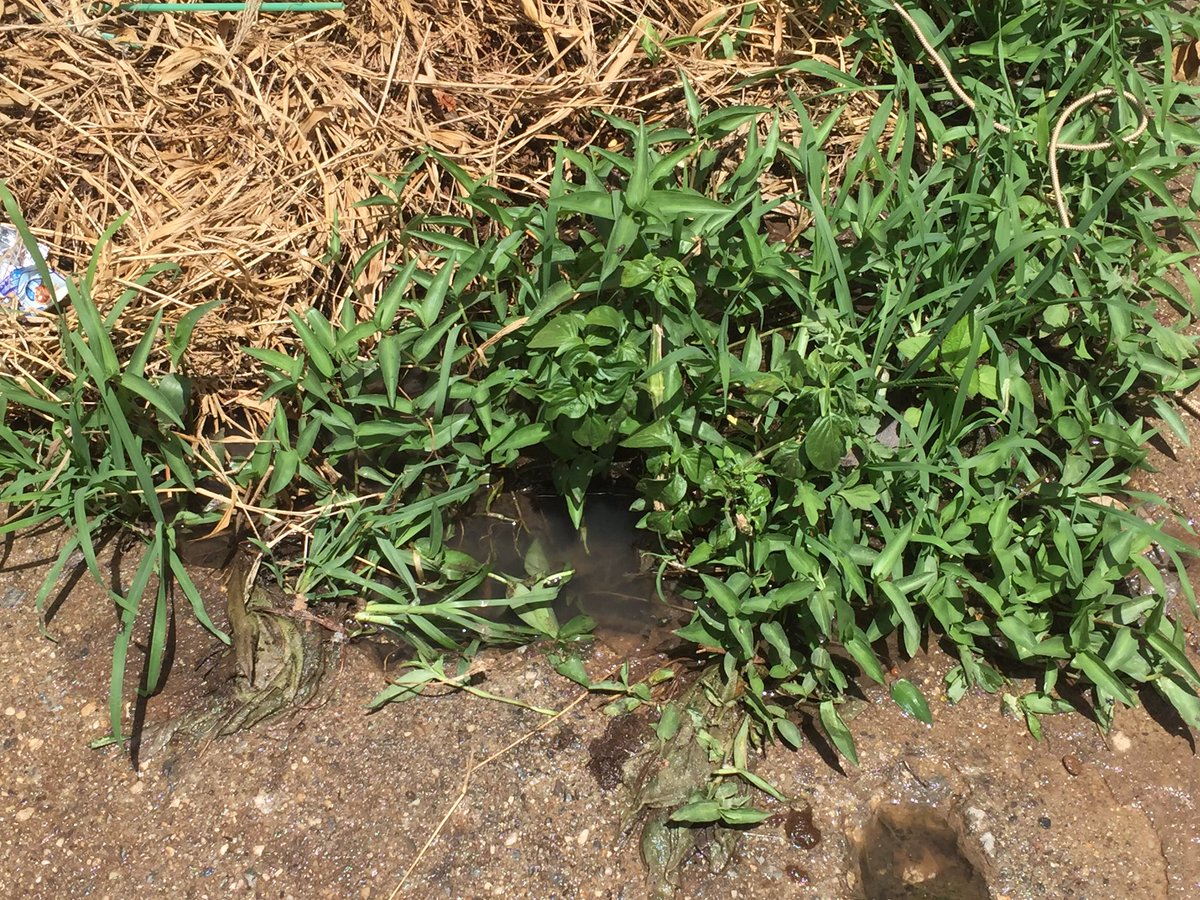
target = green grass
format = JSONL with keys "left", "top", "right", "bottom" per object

{"left": 0, "top": 194, "right": 218, "bottom": 745}
{"left": 2, "top": 0, "right": 1200, "bottom": 770}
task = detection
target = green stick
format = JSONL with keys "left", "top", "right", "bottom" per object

{"left": 122, "top": 2, "right": 342, "bottom": 11}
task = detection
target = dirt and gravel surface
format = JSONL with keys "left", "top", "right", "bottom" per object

{"left": 0, "top": 513, "right": 1198, "bottom": 900}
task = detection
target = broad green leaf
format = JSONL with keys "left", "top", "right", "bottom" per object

{"left": 701, "top": 574, "right": 741, "bottom": 616}
{"left": 844, "top": 632, "right": 886, "bottom": 684}
{"left": 775, "top": 718, "right": 803, "bottom": 749}
{"left": 720, "top": 807, "right": 772, "bottom": 826}
{"left": 880, "top": 582, "right": 920, "bottom": 657}
{"left": 643, "top": 189, "right": 731, "bottom": 219}
{"left": 839, "top": 484, "right": 880, "bottom": 510}
{"left": 551, "top": 654, "right": 590, "bottom": 687}
{"left": 871, "top": 522, "right": 913, "bottom": 580}
{"left": 727, "top": 617, "right": 755, "bottom": 661}
{"left": 169, "top": 299, "right": 222, "bottom": 366}
{"left": 267, "top": 449, "right": 300, "bottom": 498}
{"left": 620, "top": 418, "right": 674, "bottom": 449}
{"left": 819, "top": 700, "right": 859, "bottom": 766}
{"left": 804, "top": 416, "right": 845, "bottom": 471}
{"left": 508, "top": 581, "right": 561, "bottom": 637}
{"left": 655, "top": 702, "right": 682, "bottom": 741}
{"left": 376, "top": 258, "right": 420, "bottom": 327}
{"left": 377, "top": 333, "right": 403, "bottom": 407}
{"left": 528, "top": 316, "right": 580, "bottom": 349}
{"left": 1146, "top": 631, "right": 1200, "bottom": 690}
{"left": 120, "top": 374, "right": 186, "bottom": 429}
{"left": 288, "top": 310, "right": 335, "bottom": 378}
{"left": 1155, "top": 674, "right": 1200, "bottom": 730}
{"left": 419, "top": 256, "right": 456, "bottom": 328}
{"left": 890, "top": 679, "right": 933, "bottom": 724}
{"left": 1073, "top": 651, "right": 1135, "bottom": 707}
{"left": 621, "top": 257, "right": 656, "bottom": 288}
{"left": 760, "top": 620, "right": 792, "bottom": 663}
{"left": 557, "top": 190, "right": 617, "bottom": 219}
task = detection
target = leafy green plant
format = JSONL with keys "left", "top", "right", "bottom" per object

{"left": 237, "top": 230, "right": 589, "bottom": 655}
{"left": 345, "top": 0, "right": 1200, "bottom": 761}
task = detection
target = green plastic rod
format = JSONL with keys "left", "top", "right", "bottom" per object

{"left": 122, "top": 2, "right": 343, "bottom": 11}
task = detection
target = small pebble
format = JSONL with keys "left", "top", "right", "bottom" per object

{"left": 980, "top": 832, "right": 996, "bottom": 856}
{"left": 1111, "top": 731, "right": 1132, "bottom": 753}
{"left": 0, "top": 586, "right": 26, "bottom": 608}
{"left": 14, "top": 808, "right": 33, "bottom": 822}
{"left": 80, "top": 702, "right": 97, "bottom": 718}
{"left": 1062, "top": 754, "right": 1082, "bottom": 776}
{"left": 576, "top": 828, "right": 590, "bottom": 846}
{"left": 1038, "top": 816, "right": 1051, "bottom": 829}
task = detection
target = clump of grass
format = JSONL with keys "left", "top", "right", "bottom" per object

{"left": 0, "top": 186, "right": 224, "bottom": 745}
{"left": 1, "top": 0, "right": 1199, "bottom": 777}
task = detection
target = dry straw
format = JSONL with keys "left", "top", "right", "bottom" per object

{"left": 0, "top": 0, "right": 870, "bottom": 420}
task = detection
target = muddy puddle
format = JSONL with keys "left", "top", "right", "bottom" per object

{"left": 856, "top": 802, "right": 988, "bottom": 900}
{"left": 449, "top": 490, "right": 685, "bottom": 641}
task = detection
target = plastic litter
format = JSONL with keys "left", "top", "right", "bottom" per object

{"left": 0, "top": 225, "right": 69, "bottom": 317}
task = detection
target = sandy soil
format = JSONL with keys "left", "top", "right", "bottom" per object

{"left": 0, "top": 514, "right": 1197, "bottom": 899}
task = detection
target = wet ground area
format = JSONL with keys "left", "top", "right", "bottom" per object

{"left": 448, "top": 490, "right": 687, "bottom": 637}
{"left": 0, "top": 507, "right": 1198, "bottom": 900}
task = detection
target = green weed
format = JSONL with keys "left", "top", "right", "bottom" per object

{"left": 347, "top": 0, "right": 1200, "bottom": 757}
{"left": 0, "top": 182, "right": 223, "bottom": 745}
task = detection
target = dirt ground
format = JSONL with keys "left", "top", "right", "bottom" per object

{"left": 4, "top": 311, "right": 1200, "bottom": 899}
{"left": 0, "top": 501, "right": 1198, "bottom": 900}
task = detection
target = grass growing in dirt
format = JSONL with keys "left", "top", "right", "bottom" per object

{"left": 2, "top": 0, "right": 1200, "bottom": 780}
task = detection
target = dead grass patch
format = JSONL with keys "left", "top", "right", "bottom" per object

{"left": 0, "top": 0, "right": 876, "bottom": 410}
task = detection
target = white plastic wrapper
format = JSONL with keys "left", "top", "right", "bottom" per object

{"left": 0, "top": 225, "right": 69, "bottom": 316}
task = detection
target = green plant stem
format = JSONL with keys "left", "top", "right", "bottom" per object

{"left": 421, "top": 673, "right": 558, "bottom": 716}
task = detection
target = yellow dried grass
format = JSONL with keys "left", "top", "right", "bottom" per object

{"left": 0, "top": 0, "right": 872, "bottom": 402}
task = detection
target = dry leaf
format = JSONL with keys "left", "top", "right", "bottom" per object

{"left": 0, "top": 0, "right": 868, "bottom": 411}
{"left": 430, "top": 88, "right": 458, "bottom": 114}
{"left": 1172, "top": 39, "right": 1200, "bottom": 84}
{"left": 427, "top": 128, "right": 472, "bottom": 151}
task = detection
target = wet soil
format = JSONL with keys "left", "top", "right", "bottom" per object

{"left": 0, "top": 519, "right": 1198, "bottom": 900}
